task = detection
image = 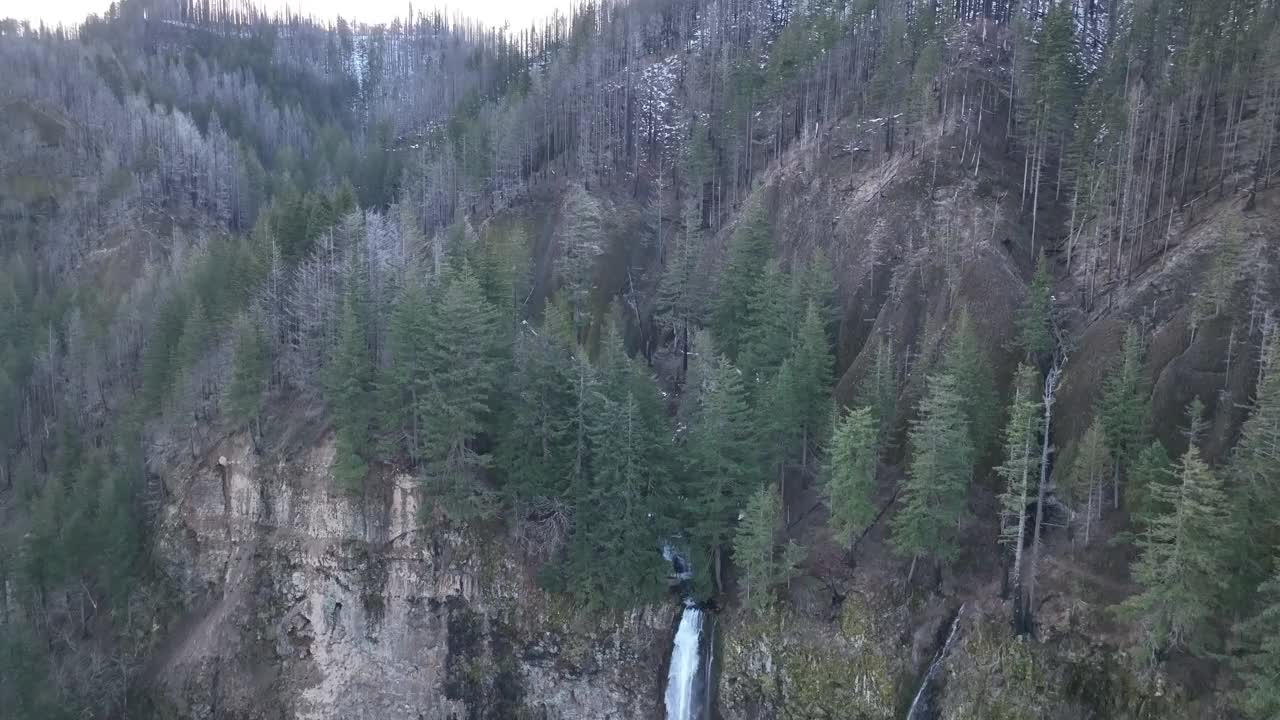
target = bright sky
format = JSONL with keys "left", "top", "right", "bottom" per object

{"left": 4, "top": 0, "right": 574, "bottom": 30}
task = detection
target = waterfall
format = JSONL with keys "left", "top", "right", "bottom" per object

{"left": 665, "top": 602, "right": 704, "bottom": 720}
{"left": 905, "top": 604, "right": 965, "bottom": 720}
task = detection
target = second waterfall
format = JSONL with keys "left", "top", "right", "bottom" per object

{"left": 664, "top": 602, "right": 704, "bottom": 720}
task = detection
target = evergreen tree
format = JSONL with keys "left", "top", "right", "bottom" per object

{"left": 759, "top": 358, "right": 801, "bottom": 486}
{"left": 384, "top": 276, "right": 434, "bottom": 463}
{"left": 174, "top": 298, "right": 213, "bottom": 372}
{"left": 1128, "top": 439, "right": 1174, "bottom": 530}
{"left": 1232, "top": 333, "right": 1280, "bottom": 587}
{"left": 421, "top": 260, "right": 503, "bottom": 519}
{"left": 1122, "top": 403, "right": 1233, "bottom": 660}
{"left": 498, "top": 305, "right": 580, "bottom": 506}
{"left": 790, "top": 300, "right": 835, "bottom": 466}
{"left": 686, "top": 354, "right": 759, "bottom": 594}
{"left": 1100, "top": 325, "right": 1151, "bottom": 509}
{"left": 734, "top": 483, "right": 804, "bottom": 614}
{"left": 996, "top": 364, "right": 1042, "bottom": 586}
{"left": 740, "top": 259, "right": 792, "bottom": 382}
{"left": 1015, "top": 253, "right": 1054, "bottom": 360}
{"left": 824, "top": 405, "right": 878, "bottom": 550}
{"left": 1234, "top": 568, "right": 1280, "bottom": 720}
{"left": 1066, "top": 417, "right": 1109, "bottom": 545}
{"left": 892, "top": 372, "right": 974, "bottom": 574}
{"left": 857, "top": 338, "right": 898, "bottom": 453}
{"left": 941, "top": 309, "right": 998, "bottom": 460}
{"left": 711, "top": 193, "right": 772, "bottom": 361}
{"left": 327, "top": 291, "right": 377, "bottom": 493}
{"left": 226, "top": 319, "right": 269, "bottom": 438}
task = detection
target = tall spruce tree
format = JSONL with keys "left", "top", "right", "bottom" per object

{"left": 740, "top": 259, "right": 792, "bottom": 382}
{"left": 1015, "top": 253, "right": 1054, "bottom": 361}
{"left": 734, "top": 483, "right": 804, "bottom": 614}
{"left": 824, "top": 405, "right": 878, "bottom": 551}
{"left": 892, "top": 372, "right": 974, "bottom": 576}
{"left": 1234, "top": 568, "right": 1280, "bottom": 719}
{"left": 1231, "top": 333, "right": 1280, "bottom": 589}
{"left": 790, "top": 300, "right": 835, "bottom": 467}
{"left": 686, "top": 354, "right": 759, "bottom": 594}
{"left": 227, "top": 320, "right": 269, "bottom": 440}
{"left": 942, "top": 309, "right": 998, "bottom": 461}
{"left": 857, "top": 338, "right": 898, "bottom": 453}
{"left": 711, "top": 193, "right": 772, "bottom": 361}
{"left": 328, "top": 292, "right": 377, "bottom": 493}
{"left": 1066, "top": 417, "right": 1109, "bottom": 545}
{"left": 1121, "top": 402, "right": 1233, "bottom": 660}
{"left": 1100, "top": 325, "right": 1151, "bottom": 509}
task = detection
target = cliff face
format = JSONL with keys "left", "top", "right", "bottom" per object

{"left": 148, "top": 435, "right": 669, "bottom": 720}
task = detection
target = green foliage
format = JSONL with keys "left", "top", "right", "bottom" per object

{"left": 1121, "top": 405, "right": 1233, "bottom": 660}
{"left": 734, "top": 483, "right": 804, "bottom": 614}
{"left": 327, "top": 289, "right": 377, "bottom": 493}
{"left": 942, "top": 309, "right": 998, "bottom": 461}
{"left": 857, "top": 338, "right": 898, "bottom": 453}
{"left": 227, "top": 319, "right": 269, "bottom": 429}
{"left": 790, "top": 301, "right": 835, "bottom": 455}
{"left": 824, "top": 405, "right": 879, "bottom": 548}
{"left": 741, "top": 259, "right": 793, "bottom": 381}
{"left": 686, "top": 353, "right": 759, "bottom": 595}
{"left": 996, "top": 364, "right": 1042, "bottom": 553}
{"left": 711, "top": 192, "right": 773, "bottom": 361}
{"left": 1065, "top": 416, "right": 1109, "bottom": 544}
{"left": 1015, "top": 253, "right": 1054, "bottom": 360}
{"left": 1229, "top": 333, "right": 1280, "bottom": 595}
{"left": 1100, "top": 325, "right": 1151, "bottom": 492}
{"left": 1234, "top": 569, "right": 1280, "bottom": 719}
{"left": 1127, "top": 440, "right": 1174, "bottom": 529}
{"left": 892, "top": 372, "right": 974, "bottom": 567}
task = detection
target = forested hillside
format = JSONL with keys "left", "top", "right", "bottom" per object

{"left": 3, "top": 0, "right": 1280, "bottom": 717}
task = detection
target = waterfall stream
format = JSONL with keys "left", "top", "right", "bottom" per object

{"left": 905, "top": 604, "right": 965, "bottom": 720}
{"left": 665, "top": 602, "right": 704, "bottom": 720}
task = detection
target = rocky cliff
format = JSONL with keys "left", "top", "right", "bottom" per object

{"left": 148, "top": 434, "right": 669, "bottom": 719}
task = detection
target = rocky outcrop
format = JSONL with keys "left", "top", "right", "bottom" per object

{"left": 150, "top": 435, "right": 669, "bottom": 720}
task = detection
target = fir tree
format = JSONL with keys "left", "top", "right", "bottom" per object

{"left": 711, "top": 193, "right": 772, "bottom": 361}
{"left": 1232, "top": 333, "right": 1280, "bottom": 588}
{"left": 857, "top": 338, "right": 898, "bottom": 453}
{"left": 1015, "top": 253, "right": 1054, "bottom": 360}
{"left": 384, "top": 276, "right": 433, "bottom": 463}
{"left": 996, "top": 364, "right": 1042, "bottom": 587}
{"left": 824, "top": 405, "right": 878, "bottom": 550}
{"left": 790, "top": 300, "right": 835, "bottom": 466}
{"left": 1066, "top": 417, "right": 1109, "bottom": 545}
{"left": 1121, "top": 403, "right": 1233, "bottom": 660}
{"left": 892, "top": 372, "right": 974, "bottom": 574}
{"left": 942, "top": 309, "right": 998, "bottom": 460}
{"left": 328, "top": 292, "right": 377, "bottom": 493}
{"left": 740, "top": 259, "right": 792, "bottom": 382}
{"left": 686, "top": 354, "right": 759, "bottom": 594}
{"left": 1100, "top": 325, "right": 1151, "bottom": 509}
{"left": 421, "top": 260, "right": 503, "bottom": 519}
{"left": 227, "top": 319, "right": 269, "bottom": 439}
{"left": 1128, "top": 439, "right": 1174, "bottom": 530}
{"left": 734, "top": 483, "right": 804, "bottom": 614}
{"left": 1234, "top": 568, "right": 1280, "bottom": 720}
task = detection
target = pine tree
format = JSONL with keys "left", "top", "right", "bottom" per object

{"left": 1128, "top": 440, "right": 1175, "bottom": 530}
{"left": 759, "top": 358, "right": 801, "bottom": 486}
{"left": 942, "top": 309, "right": 998, "bottom": 460}
{"left": 227, "top": 319, "right": 269, "bottom": 439}
{"left": 1234, "top": 568, "right": 1280, "bottom": 719}
{"left": 686, "top": 354, "right": 759, "bottom": 594}
{"left": 1066, "top": 417, "right": 1109, "bottom": 545}
{"left": 740, "top": 259, "right": 792, "bottom": 382}
{"left": 734, "top": 483, "right": 803, "bottom": 614}
{"left": 790, "top": 300, "right": 835, "bottom": 467}
{"left": 1122, "top": 404, "right": 1233, "bottom": 660}
{"left": 421, "top": 260, "right": 503, "bottom": 519}
{"left": 892, "top": 372, "right": 974, "bottom": 574}
{"left": 327, "top": 291, "right": 377, "bottom": 493}
{"left": 996, "top": 364, "right": 1042, "bottom": 587}
{"left": 1232, "top": 333, "right": 1280, "bottom": 587}
{"left": 711, "top": 193, "right": 772, "bottom": 361}
{"left": 857, "top": 338, "right": 898, "bottom": 453}
{"left": 384, "top": 276, "right": 434, "bottom": 463}
{"left": 824, "top": 405, "right": 878, "bottom": 550}
{"left": 174, "top": 298, "right": 213, "bottom": 373}
{"left": 1015, "top": 253, "right": 1054, "bottom": 360}
{"left": 1100, "top": 325, "right": 1151, "bottom": 509}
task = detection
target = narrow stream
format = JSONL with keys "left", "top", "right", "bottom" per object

{"left": 904, "top": 604, "right": 965, "bottom": 720}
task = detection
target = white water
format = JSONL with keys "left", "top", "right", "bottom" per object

{"left": 665, "top": 602, "right": 704, "bottom": 720}
{"left": 905, "top": 604, "right": 965, "bottom": 720}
